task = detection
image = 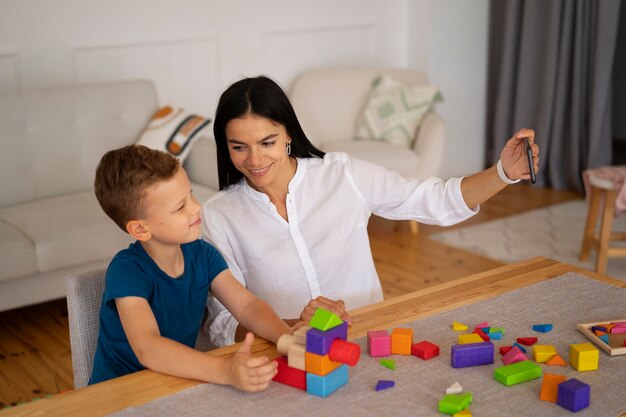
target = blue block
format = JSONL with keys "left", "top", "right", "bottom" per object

{"left": 512, "top": 342, "right": 527, "bottom": 353}
{"left": 489, "top": 330, "right": 503, "bottom": 340}
{"left": 482, "top": 327, "right": 491, "bottom": 334}
{"left": 306, "top": 321, "right": 348, "bottom": 355}
{"left": 306, "top": 364, "right": 349, "bottom": 397}
{"left": 450, "top": 342, "right": 494, "bottom": 368}
{"left": 532, "top": 324, "right": 553, "bottom": 333}
{"left": 557, "top": 378, "right": 590, "bottom": 412}
{"left": 375, "top": 380, "right": 395, "bottom": 391}
{"left": 599, "top": 334, "right": 609, "bottom": 344}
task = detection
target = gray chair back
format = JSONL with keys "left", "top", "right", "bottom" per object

{"left": 66, "top": 268, "right": 214, "bottom": 389}
{"left": 65, "top": 268, "right": 106, "bottom": 389}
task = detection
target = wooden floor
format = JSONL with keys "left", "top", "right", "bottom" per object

{"left": 0, "top": 184, "right": 583, "bottom": 409}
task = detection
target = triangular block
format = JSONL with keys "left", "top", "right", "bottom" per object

{"left": 545, "top": 353, "right": 567, "bottom": 366}
{"left": 375, "top": 380, "right": 395, "bottom": 391}
{"left": 446, "top": 381, "right": 463, "bottom": 394}
{"left": 452, "top": 321, "right": 468, "bottom": 331}
{"left": 379, "top": 359, "right": 396, "bottom": 370}
{"left": 309, "top": 308, "right": 343, "bottom": 331}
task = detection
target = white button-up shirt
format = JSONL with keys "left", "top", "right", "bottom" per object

{"left": 201, "top": 152, "right": 477, "bottom": 346}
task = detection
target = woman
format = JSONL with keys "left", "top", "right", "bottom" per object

{"left": 201, "top": 76, "right": 538, "bottom": 347}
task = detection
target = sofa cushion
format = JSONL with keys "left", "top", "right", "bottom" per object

{"left": 354, "top": 75, "right": 442, "bottom": 147}
{"left": 319, "top": 140, "right": 421, "bottom": 178}
{"left": 0, "top": 221, "right": 39, "bottom": 282}
{"left": 136, "top": 106, "right": 211, "bottom": 162}
{"left": 0, "top": 191, "right": 133, "bottom": 277}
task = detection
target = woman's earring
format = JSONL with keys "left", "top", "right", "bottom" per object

{"left": 286, "top": 142, "right": 291, "bottom": 155}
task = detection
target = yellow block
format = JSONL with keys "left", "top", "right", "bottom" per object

{"left": 453, "top": 409, "right": 472, "bottom": 416}
{"left": 458, "top": 333, "right": 484, "bottom": 344}
{"left": 453, "top": 321, "right": 469, "bottom": 331}
{"left": 305, "top": 351, "right": 341, "bottom": 376}
{"left": 391, "top": 327, "right": 413, "bottom": 355}
{"left": 569, "top": 342, "right": 599, "bottom": 371}
{"left": 532, "top": 345, "right": 557, "bottom": 363}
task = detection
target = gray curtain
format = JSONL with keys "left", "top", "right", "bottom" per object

{"left": 486, "top": 0, "right": 622, "bottom": 191}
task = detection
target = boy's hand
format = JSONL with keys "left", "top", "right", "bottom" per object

{"left": 288, "top": 320, "right": 308, "bottom": 334}
{"left": 225, "top": 332, "right": 278, "bottom": 392}
{"left": 299, "top": 296, "right": 353, "bottom": 326}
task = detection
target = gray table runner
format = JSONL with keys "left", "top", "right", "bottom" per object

{"left": 110, "top": 273, "right": 626, "bottom": 416}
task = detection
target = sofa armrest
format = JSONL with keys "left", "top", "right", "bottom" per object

{"left": 412, "top": 110, "right": 446, "bottom": 180}
{"left": 184, "top": 136, "right": 220, "bottom": 191}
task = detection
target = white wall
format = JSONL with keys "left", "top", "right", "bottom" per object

{"left": 0, "top": 0, "right": 488, "bottom": 178}
{"left": 409, "top": 0, "right": 489, "bottom": 178}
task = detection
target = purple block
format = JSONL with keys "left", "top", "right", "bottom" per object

{"left": 451, "top": 342, "right": 494, "bottom": 368}
{"left": 375, "top": 380, "right": 395, "bottom": 391}
{"left": 306, "top": 321, "right": 348, "bottom": 355}
{"left": 557, "top": 378, "right": 590, "bottom": 412}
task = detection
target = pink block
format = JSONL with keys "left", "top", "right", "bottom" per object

{"left": 476, "top": 321, "right": 490, "bottom": 329}
{"left": 367, "top": 330, "right": 390, "bottom": 357}
{"left": 611, "top": 326, "right": 626, "bottom": 334}
{"left": 502, "top": 346, "right": 527, "bottom": 365}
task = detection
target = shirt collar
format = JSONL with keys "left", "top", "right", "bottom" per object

{"left": 241, "top": 157, "right": 306, "bottom": 201}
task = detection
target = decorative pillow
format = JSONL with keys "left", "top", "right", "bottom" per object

{"left": 136, "top": 106, "right": 211, "bottom": 161}
{"left": 355, "top": 75, "right": 443, "bottom": 147}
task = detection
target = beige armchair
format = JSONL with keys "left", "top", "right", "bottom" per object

{"left": 289, "top": 67, "right": 446, "bottom": 233}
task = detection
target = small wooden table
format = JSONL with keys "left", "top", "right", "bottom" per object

{"left": 4, "top": 257, "right": 625, "bottom": 417}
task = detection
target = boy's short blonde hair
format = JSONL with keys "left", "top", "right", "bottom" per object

{"left": 95, "top": 145, "right": 180, "bottom": 232}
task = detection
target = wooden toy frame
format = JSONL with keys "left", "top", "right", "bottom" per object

{"left": 577, "top": 319, "right": 626, "bottom": 356}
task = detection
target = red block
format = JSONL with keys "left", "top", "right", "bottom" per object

{"left": 329, "top": 339, "right": 361, "bottom": 366}
{"left": 517, "top": 337, "right": 538, "bottom": 346}
{"left": 473, "top": 327, "right": 490, "bottom": 341}
{"left": 499, "top": 346, "right": 513, "bottom": 355}
{"left": 273, "top": 356, "right": 306, "bottom": 390}
{"left": 411, "top": 340, "right": 440, "bottom": 360}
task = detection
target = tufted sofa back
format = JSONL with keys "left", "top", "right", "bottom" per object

{"left": 0, "top": 80, "right": 158, "bottom": 208}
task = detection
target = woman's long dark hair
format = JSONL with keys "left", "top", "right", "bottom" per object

{"left": 213, "top": 76, "right": 325, "bottom": 190}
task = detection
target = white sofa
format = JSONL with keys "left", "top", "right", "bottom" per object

{"left": 289, "top": 67, "right": 445, "bottom": 181}
{"left": 0, "top": 80, "right": 219, "bottom": 312}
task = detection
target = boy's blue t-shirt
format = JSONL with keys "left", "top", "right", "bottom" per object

{"left": 89, "top": 239, "right": 228, "bottom": 385}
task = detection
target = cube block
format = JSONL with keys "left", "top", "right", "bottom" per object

{"left": 557, "top": 378, "right": 590, "bottom": 412}
{"left": 368, "top": 330, "right": 391, "bottom": 357}
{"left": 391, "top": 328, "right": 413, "bottom": 355}
{"left": 306, "top": 364, "right": 348, "bottom": 397}
{"left": 569, "top": 342, "right": 599, "bottom": 371}
{"left": 305, "top": 351, "right": 341, "bottom": 376}
{"left": 306, "top": 321, "right": 348, "bottom": 355}
{"left": 411, "top": 340, "right": 440, "bottom": 360}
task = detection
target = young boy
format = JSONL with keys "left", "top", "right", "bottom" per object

{"left": 89, "top": 144, "right": 292, "bottom": 392}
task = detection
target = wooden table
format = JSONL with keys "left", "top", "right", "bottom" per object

{"left": 4, "top": 257, "right": 626, "bottom": 417}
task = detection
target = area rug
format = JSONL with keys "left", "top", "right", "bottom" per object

{"left": 429, "top": 199, "right": 626, "bottom": 281}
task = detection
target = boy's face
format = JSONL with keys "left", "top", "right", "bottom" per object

{"left": 139, "top": 167, "right": 202, "bottom": 245}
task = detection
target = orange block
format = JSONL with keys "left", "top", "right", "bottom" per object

{"left": 545, "top": 354, "right": 567, "bottom": 366}
{"left": 305, "top": 351, "right": 341, "bottom": 376}
{"left": 391, "top": 328, "right": 413, "bottom": 355}
{"left": 539, "top": 373, "right": 567, "bottom": 402}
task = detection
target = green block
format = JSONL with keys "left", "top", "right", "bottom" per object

{"left": 379, "top": 359, "right": 396, "bottom": 370}
{"left": 494, "top": 360, "right": 542, "bottom": 386}
{"left": 309, "top": 308, "right": 343, "bottom": 331}
{"left": 438, "top": 392, "right": 473, "bottom": 415}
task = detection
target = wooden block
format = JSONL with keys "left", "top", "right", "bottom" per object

{"left": 306, "top": 321, "right": 348, "bottom": 355}
{"left": 494, "top": 360, "right": 542, "bottom": 386}
{"left": 539, "top": 373, "right": 567, "bottom": 402}
{"left": 411, "top": 340, "right": 440, "bottom": 360}
{"left": 569, "top": 342, "right": 599, "bottom": 371}
{"left": 276, "top": 334, "right": 297, "bottom": 356}
{"left": 501, "top": 346, "right": 527, "bottom": 365}
{"left": 287, "top": 343, "right": 306, "bottom": 371}
{"left": 545, "top": 353, "right": 567, "bottom": 366}
{"left": 475, "top": 321, "right": 489, "bottom": 328}
{"left": 452, "top": 321, "right": 468, "bottom": 331}
{"left": 532, "top": 324, "right": 553, "bottom": 333}
{"left": 309, "top": 308, "right": 343, "bottom": 331}
{"left": 375, "top": 380, "right": 395, "bottom": 391}
{"left": 368, "top": 330, "right": 391, "bottom": 357}
{"left": 516, "top": 337, "right": 538, "bottom": 346}
{"left": 379, "top": 359, "right": 395, "bottom": 370}
{"left": 499, "top": 346, "right": 512, "bottom": 355}
{"left": 446, "top": 381, "right": 463, "bottom": 394}
{"left": 272, "top": 356, "right": 306, "bottom": 390}
{"left": 532, "top": 344, "right": 557, "bottom": 363}
{"left": 458, "top": 333, "right": 484, "bottom": 344}
{"left": 293, "top": 325, "right": 311, "bottom": 345}
{"left": 557, "top": 378, "right": 590, "bottom": 412}
{"left": 306, "top": 364, "right": 348, "bottom": 397}
{"left": 473, "top": 327, "right": 490, "bottom": 341}
{"left": 329, "top": 339, "right": 361, "bottom": 366}
{"left": 305, "top": 351, "right": 341, "bottom": 376}
{"left": 512, "top": 342, "right": 527, "bottom": 353}
{"left": 453, "top": 409, "right": 472, "bottom": 417}
{"left": 489, "top": 330, "right": 503, "bottom": 340}
{"left": 451, "top": 342, "right": 494, "bottom": 368}
{"left": 438, "top": 393, "right": 473, "bottom": 415}
{"left": 391, "top": 328, "right": 413, "bottom": 355}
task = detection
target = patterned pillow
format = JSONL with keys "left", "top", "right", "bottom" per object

{"left": 355, "top": 75, "right": 442, "bottom": 147}
{"left": 136, "top": 106, "right": 211, "bottom": 161}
